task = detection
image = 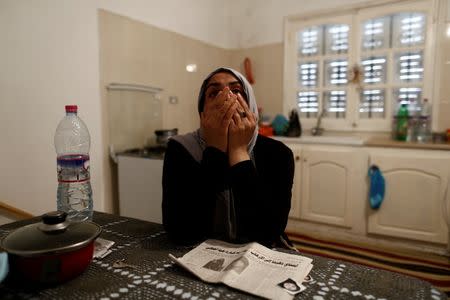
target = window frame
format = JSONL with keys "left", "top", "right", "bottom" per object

{"left": 283, "top": 0, "right": 440, "bottom": 133}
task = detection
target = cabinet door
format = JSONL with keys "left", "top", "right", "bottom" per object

{"left": 289, "top": 146, "right": 302, "bottom": 219}
{"left": 368, "top": 150, "right": 449, "bottom": 244}
{"left": 300, "top": 146, "right": 367, "bottom": 228}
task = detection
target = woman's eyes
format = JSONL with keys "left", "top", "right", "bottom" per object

{"left": 208, "top": 91, "right": 219, "bottom": 98}
{"left": 207, "top": 88, "right": 242, "bottom": 99}
{"left": 231, "top": 89, "right": 242, "bottom": 95}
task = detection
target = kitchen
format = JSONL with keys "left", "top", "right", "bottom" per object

{"left": 2, "top": 0, "right": 450, "bottom": 265}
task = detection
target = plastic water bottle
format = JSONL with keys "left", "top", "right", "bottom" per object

{"left": 54, "top": 105, "right": 93, "bottom": 222}
{"left": 416, "top": 98, "right": 432, "bottom": 143}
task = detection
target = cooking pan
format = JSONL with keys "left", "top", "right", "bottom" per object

{"left": 154, "top": 128, "right": 178, "bottom": 146}
{"left": 0, "top": 211, "right": 101, "bottom": 285}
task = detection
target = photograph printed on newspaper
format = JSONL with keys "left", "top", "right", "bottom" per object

{"left": 169, "top": 239, "right": 313, "bottom": 300}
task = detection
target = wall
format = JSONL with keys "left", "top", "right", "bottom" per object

{"left": 1, "top": 0, "right": 448, "bottom": 218}
{"left": 0, "top": 0, "right": 230, "bottom": 216}
{"left": 230, "top": 44, "right": 284, "bottom": 118}
{"left": 99, "top": 10, "right": 230, "bottom": 212}
{"left": 231, "top": 0, "right": 450, "bottom": 129}
{"left": 228, "top": 0, "right": 369, "bottom": 48}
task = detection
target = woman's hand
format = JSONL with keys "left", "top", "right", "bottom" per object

{"left": 228, "top": 92, "right": 256, "bottom": 166}
{"left": 200, "top": 87, "right": 238, "bottom": 152}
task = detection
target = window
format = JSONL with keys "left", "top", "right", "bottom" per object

{"left": 284, "top": 0, "right": 437, "bottom": 132}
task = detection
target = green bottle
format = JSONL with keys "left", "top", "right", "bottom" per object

{"left": 396, "top": 103, "right": 409, "bottom": 141}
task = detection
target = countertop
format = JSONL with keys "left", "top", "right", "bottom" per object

{"left": 365, "top": 137, "right": 450, "bottom": 151}
{"left": 274, "top": 135, "right": 450, "bottom": 150}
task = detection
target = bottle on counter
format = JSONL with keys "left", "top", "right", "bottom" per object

{"left": 54, "top": 105, "right": 93, "bottom": 222}
{"left": 395, "top": 103, "right": 409, "bottom": 141}
{"left": 406, "top": 100, "right": 421, "bottom": 142}
{"left": 416, "top": 98, "right": 432, "bottom": 143}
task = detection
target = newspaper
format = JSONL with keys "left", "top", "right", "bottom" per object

{"left": 169, "top": 239, "right": 313, "bottom": 300}
{"left": 94, "top": 238, "right": 115, "bottom": 259}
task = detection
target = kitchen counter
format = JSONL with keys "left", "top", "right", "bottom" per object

{"left": 365, "top": 137, "right": 450, "bottom": 150}
{"left": 274, "top": 136, "right": 365, "bottom": 146}
{"left": 274, "top": 135, "right": 450, "bottom": 150}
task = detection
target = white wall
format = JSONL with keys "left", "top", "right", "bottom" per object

{"left": 3, "top": 0, "right": 446, "bottom": 217}
{"left": 228, "top": 0, "right": 370, "bottom": 48}
{"left": 0, "top": 0, "right": 229, "bottom": 216}
{"left": 0, "top": 1, "right": 103, "bottom": 216}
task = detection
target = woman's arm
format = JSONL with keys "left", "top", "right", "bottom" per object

{"left": 162, "top": 140, "right": 228, "bottom": 244}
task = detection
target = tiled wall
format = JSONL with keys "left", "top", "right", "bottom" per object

{"left": 438, "top": 27, "right": 450, "bottom": 131}
{"left": 98, "top": 9, "right": 449, "bottom": 212}
{"left": 99, "top": 9, "right": 230, "bottom": 152}
{"left": 98, "top": 10, "right": 230, "bottom": 212}
{"left": 230, "top": 43, "right": 284, "bottom": 120}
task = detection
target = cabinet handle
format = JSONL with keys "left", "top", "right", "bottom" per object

{"left": 295, "top": 156, "right": 301, "bottom": 161}
{"left": 352, "top": 122, "right": 357, "bottom": 128}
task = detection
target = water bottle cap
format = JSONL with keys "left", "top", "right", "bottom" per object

{"left": 65, "top": 105, "right": 78, "bottom": 113}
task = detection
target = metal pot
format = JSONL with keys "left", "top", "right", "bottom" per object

{"left": 154, "top": 128, "right": 178, "bottom": 146}
{"left": 0, "top": 211, "right": 101, "bottom": 284}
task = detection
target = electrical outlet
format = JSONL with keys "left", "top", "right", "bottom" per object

{"left": 169, "top": 96, "right": 178, "bottom": 104}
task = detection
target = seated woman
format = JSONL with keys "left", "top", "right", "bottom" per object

{"left": 162, "top": 67, "right": 295, "bottom": 248}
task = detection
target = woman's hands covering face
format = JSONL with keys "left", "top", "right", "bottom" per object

{"left": 200, "top": 87, "right": 238, "bottom": 153}
{"left": 228, "top": 92, "right": 256, "bottom": 166}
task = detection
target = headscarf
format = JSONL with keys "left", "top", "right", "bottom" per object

{"left": 173, "top": 67, "right": 259, "bottom": 162}
{"left": 171, "top": 67, "right": 259, "bottom": 241}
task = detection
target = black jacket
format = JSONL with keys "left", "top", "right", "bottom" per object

{"left": 162, "top": 135, "right": 294, "bottom": 247}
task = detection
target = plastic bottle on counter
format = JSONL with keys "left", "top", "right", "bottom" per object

{"left": 54, "top": 105, "right": 93, "bottom": 222}
{"left": 406, "top": 100, "right": 421, "bottom": 142}
{"left": 395, "top": 103, "right": 409, "bottom": 141}
{"left": 416, "top": 98, "right": 432, "bottom": 143}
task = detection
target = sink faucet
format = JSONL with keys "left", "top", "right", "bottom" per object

{"left": 311, "top": 108, "right": 325, "bottom": 136}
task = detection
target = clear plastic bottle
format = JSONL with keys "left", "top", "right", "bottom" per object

{"left": 416, "top": 117, "right": 432, "bottom": 143}
{"left": 416, "top": 98, "right": 432, "bottom": 143}
{"left": 54, "top": 105, "right": 93, "bottom": 222}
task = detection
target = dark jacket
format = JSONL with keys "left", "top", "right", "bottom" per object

{"left": 162, "top": 134, "right": 294, "bottom": 247}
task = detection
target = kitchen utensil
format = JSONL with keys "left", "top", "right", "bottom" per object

{"left": 154, "top": 128, "right": 178, "bottom": 146}
{"left": 0, "top": 211, "right": 101, "bottom": 284}
{"left": 112, "top": 258, "right": 137, "bottom": 269}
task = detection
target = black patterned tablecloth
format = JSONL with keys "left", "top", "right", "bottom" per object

{"left": 0, "top": 212, "right": 446, "bottom": 300}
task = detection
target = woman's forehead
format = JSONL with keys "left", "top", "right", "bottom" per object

{"left": 206, "top": 72, "right": 241, "bottom": 88}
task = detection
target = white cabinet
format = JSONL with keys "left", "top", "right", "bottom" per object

{"left": 367, "top": 148, "right": 450, "bottom": 244}
{"left": 289, "top": 145, "right": 302, "bottom": 219}
{"left": 285, "top": 140, "right": 450, "bottom": 253}
{"left": 288, "top": 144, "right": 368, "bottom": 229}
{"left": 117, "top": 155, "right": 164, "bottom": 223}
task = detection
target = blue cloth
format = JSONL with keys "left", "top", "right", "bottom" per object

{"left": 271, "top": 114, "right": 289, "bottom": 136}
{"left": 368, "top": 165, "right": 385, "bottom": 209}
{"left": 0, "top": 252, "right": 9, "bottom": 283}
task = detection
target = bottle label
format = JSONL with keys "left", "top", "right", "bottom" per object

{"left": 57, "top": 154, "right": 90, "bottom": 183}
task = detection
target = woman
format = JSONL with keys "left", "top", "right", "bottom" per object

{"left": 162, "top": 67, "right": 294, "bottom": 248}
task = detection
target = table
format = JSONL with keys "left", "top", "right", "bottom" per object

{"left": 0, "top": 212, "right": 446, "bottom": 299}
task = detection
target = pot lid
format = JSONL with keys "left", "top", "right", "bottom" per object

{"left": 0, "top": 211, "right": 102, "bottom": 257}
{"left": 154, "top": 128, "right": 178, "bottom": 136}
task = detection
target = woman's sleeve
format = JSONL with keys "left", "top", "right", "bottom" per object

{"left": 162, "top": 140, "right": 228, "bottom": 244}
{"left": 229, "top": 144, "right": 295, "bottom": 246}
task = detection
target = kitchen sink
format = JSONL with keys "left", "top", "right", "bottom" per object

{"left": 274, "top": 135, "right": 366, "bottom": 146}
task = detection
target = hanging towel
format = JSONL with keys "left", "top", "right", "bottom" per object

{"left": 0, "top": 252, "right": 8, "bottom": 283}
{"left": 368, "top": 165, "right": 385, "bottom": 209}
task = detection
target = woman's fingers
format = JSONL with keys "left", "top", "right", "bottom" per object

{"left": 236, "top": 93, "right": 255, "bottom": 122}
{"left": 223, "top": 101, "right": 238, "bottom": 126}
